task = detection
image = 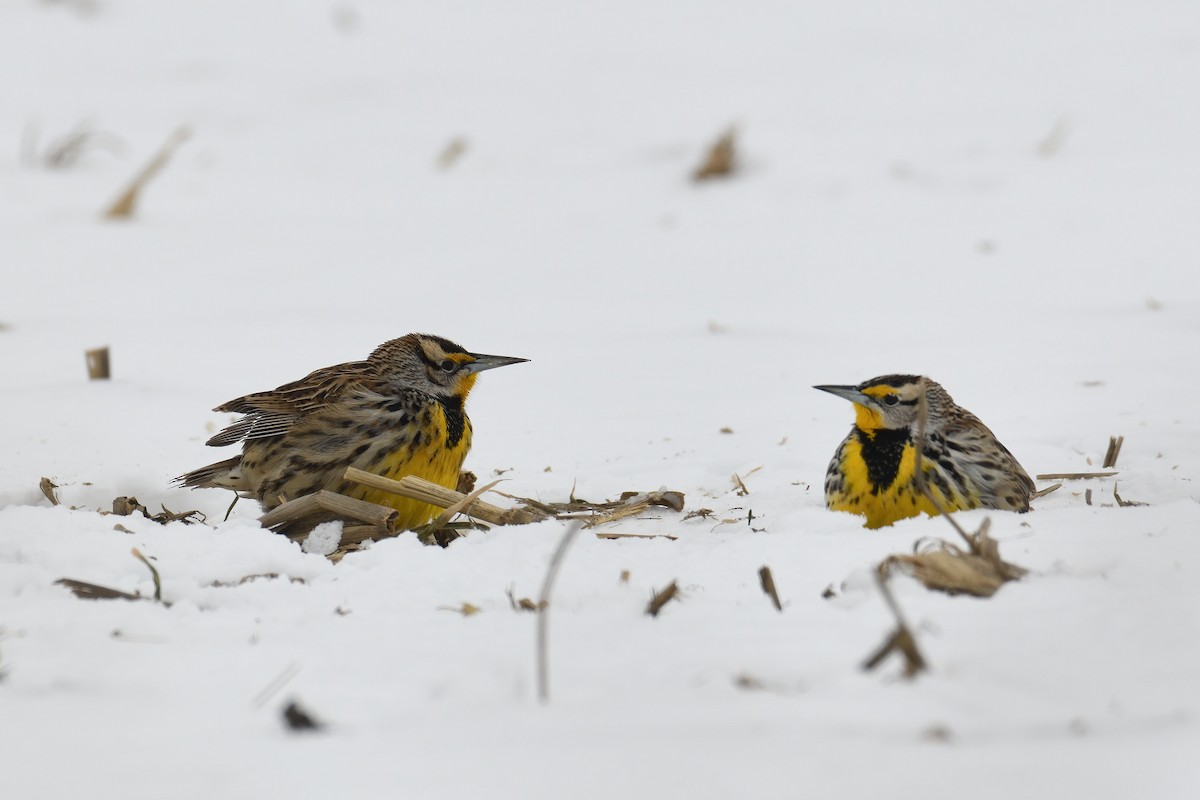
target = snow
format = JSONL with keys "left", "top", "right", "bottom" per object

{"left": 301, "top": 521, "right": 343, "bottom": 556}
{"left": 2, "top": 1, "right": 1200, "bottom": 797}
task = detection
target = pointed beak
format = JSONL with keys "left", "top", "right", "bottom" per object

{"left": 463, "top": 353, "right": 529, "bottom": 374}
{"left": 814, "top": 384, "right": 875, "bottom": 407}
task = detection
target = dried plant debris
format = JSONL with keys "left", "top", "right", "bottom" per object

{"left": 594, "top": 532, "right": 678, "bottom": 540}
{"left": 732, "top": 673, "right": 805, "bottom": 695}
{"left": 880, "top": 520, "right": 1027, "bottom": 598}
{"left": 733, "top": 673, "right": 766, "bottom": 691}
{"left": 209, "top": 573, "right": 307, "bottom": 588}
{"left": 863, "top": 574, "right": 928, "bottom": 679}
{"left": 23, "top": 120, "right": 123, "bottom": 169}
{"left": 437, "top": 137, "right": 468, "bottom": 170}
{"left": 1113, "top": 482, "right": 1147, "bottom": 507}
{"left": 506, "top": 585, "right": 546, "bottom": 613}
{"left": 39, "top": 477, "right": 60, "bottom": 505}
{"left": 683, "top": 508, "right": 714, "bottom": 521}
{"left": 415, "top": 522, "right": 477, "bottom": 548}
{"left": 282, "top": 700, "right": 324, "bottom": 732}
{"left": 501, "top": 486, "right": 686, "bottom": 529}
{"left": 1035, "top": 471, "right": 1118, "bottom": 481}
{"left": 1031, "top": 482, "right": 1063, "bottom": 500}
{"left": 758, "top": 566, "right": 782, "bottom": 612}
{"left": 113, "top": 496, "right": 205, "bottom": 525}
{"left": 645, "top": 580, "right": 680, "bottom": 617}
{"left": 510, "top": 488, "right": 684, "bottom": 516}
{"left": 252, "top": 470, "right": 688, "bottom": 552}
{"left": 55, "top": 578, "right": 142, "bottom": 601}
{"left": 456, "top": 470, "right": 477, "bottom": 494}
{"left": 57, "top": 548, "right": 169, "bottom": 604}
{"left": 130, "top": 548, "right": 162, "bottom": 602}
{"left": 1035, "top": 118, "right": 1071, "bottom": 158}
{"left": 266, "top": 489, "right": 400, "bottom": 540}
{"left": 863, "top": 626, "right": 927, "bottom": 678}
{"left": 1103, "top": 436, "right": 1124, "bottom": 469}
{"left": 439, "top": 602, "right": 482, "bottom": 616}
{"left": 85, "top": 346, "right": 110, "bottom": 379}
{"left": 344, "top": 470, "right": 539, "bottom": 526}
{"left": 692, "top": 126, "right": 737, "bottom": 181}
{"left": 537, "top": 523, "right": 583, "bottom": 704}
{"left": 922, "top": 724, "right": 954, "bottom": 743}
{"left": 103, "top": 127, "right": 190, "bottom": 220}
{"left": 417, "top": 479, "right": 505, "bottom": 543}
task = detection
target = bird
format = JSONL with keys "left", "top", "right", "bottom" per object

{"left": 177, "top": 333, "right": 527, "bottom": 530}
{"left": 815, "top": 375, "right": 1034, "bottom": 529}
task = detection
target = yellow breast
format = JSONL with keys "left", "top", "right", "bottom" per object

{"left": 350, "top": 404, "right": 473, "bottom": 530}
{"left": 829, "top": 435, "right": 975, "bottom": 529}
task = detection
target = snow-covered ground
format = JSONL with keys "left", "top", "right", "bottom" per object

{"left": 3, "top": 2, "right": 1199, "bottom": 797}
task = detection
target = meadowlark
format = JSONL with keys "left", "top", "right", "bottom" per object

{"left": 178, "top": 333, "right": 527, "bottom": 529}
{"left": 816, "top": 375, "right": 1034, "bottom": 529}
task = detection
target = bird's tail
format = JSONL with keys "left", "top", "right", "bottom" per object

{"left": 175, "top": 456, "right": 247, "bottom": 491}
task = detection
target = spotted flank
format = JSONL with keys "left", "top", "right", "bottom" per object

{"left": 177, "top": 333, "right": 527, "bottom": 531}
{"left": 816, "top": 375, "right": 1034, "bottom": 529}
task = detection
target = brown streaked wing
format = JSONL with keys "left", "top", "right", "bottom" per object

{"left": 206, "top": 360, "right": 378, "bottom": 447}
{"left": 943, "top": 413, "right": 1036, "bottom": 496}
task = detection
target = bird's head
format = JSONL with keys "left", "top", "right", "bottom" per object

{"left": 814, "top": 374, "right": 944, "bottom": 433}
{"left": 372, "top": 333, "right": 528, "bottom": 401}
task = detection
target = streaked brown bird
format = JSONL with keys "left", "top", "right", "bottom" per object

{"left": 816, "top": 374, "right": 1034, "bottom": 528}
{"left": 178, "top": 333, "right": 527, "bottom": 529}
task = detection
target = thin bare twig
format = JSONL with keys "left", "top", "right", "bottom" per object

{"left": 1035, "top": 472, "right": 1118, "bottom": 481}
{"left": 130, "top": 548, "right": 162, "bottom": 603}
{"left": 1113, "top": 482, "right": 1147, "bottom": 507}
{"left": 103, "top": 127, "right": 190, "bottom": 220}
{"left": 506, "top": 585, "right": 546, "bottom": 613}
{"left": 537, "top": 522, "right": 583, "bottom": 704}
{"left": 251, "top": 663, "right": 302, "bottom": 709}
{"left": 420, "top": 479, "right": 503, "bottom": 540}
{"left": 863, "top": 571, "right": 927, "bottom": 678}
{"left": 1031, "top": 482, "right": 1063, "bottom": 499}
{"left": 27, "top": 120, "right": 123, "bottom": 169}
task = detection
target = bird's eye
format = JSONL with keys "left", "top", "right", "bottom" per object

{"left": 883, "top": 395, "right": 899, "bottom": 406}
{"left": 440, "top": 359, "right": 456, "bottom": 372}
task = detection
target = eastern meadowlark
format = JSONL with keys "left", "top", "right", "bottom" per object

{"left": 816, "top": 375, "right": 1034, "bottom": 529}
{"left": 178, "top": 333, "right": 527, "bottom": 529}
